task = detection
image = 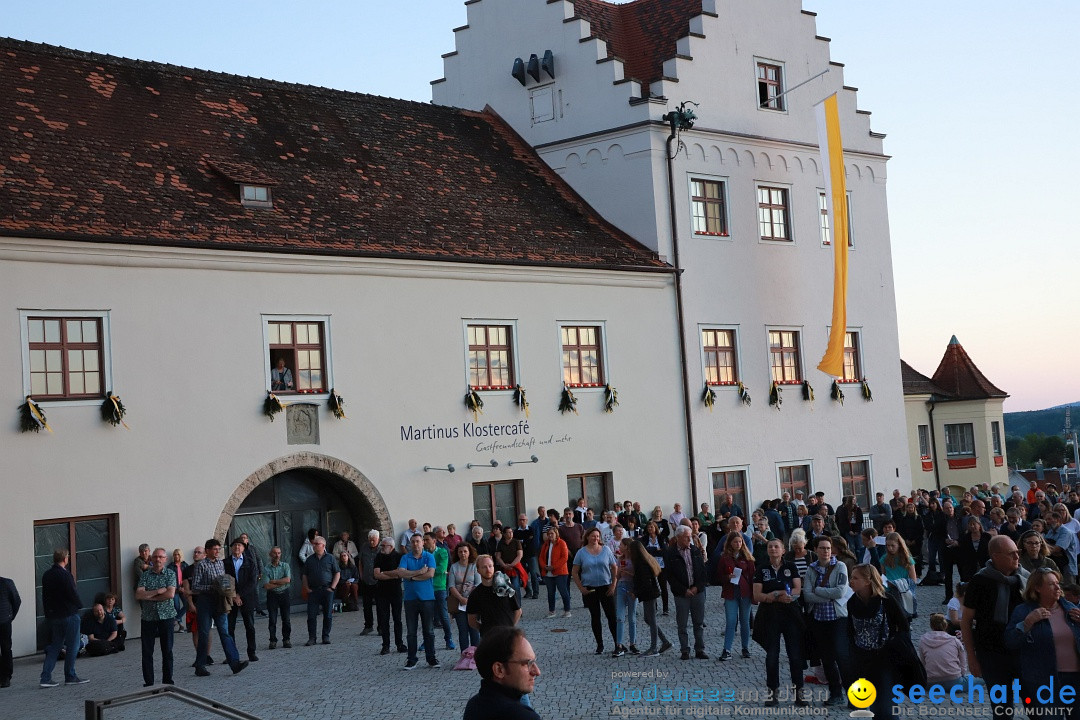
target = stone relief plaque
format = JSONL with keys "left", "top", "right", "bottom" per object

{"left": 286, "top": 403, "right": 319, "bottom": 445}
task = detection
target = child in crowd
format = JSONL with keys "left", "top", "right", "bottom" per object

{"left": 917, "top": 614, "right": 967, "bottom": 687}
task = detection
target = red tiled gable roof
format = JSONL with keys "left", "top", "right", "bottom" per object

{"left": 900, "top": 360, "right": 951, "bottom": 398}
{"left": 930, "top": 337, "right": 1008, "bottom": 401}
{"left": 572, "top": 0, "right": 706, "bottom": 93}
{"left": 0, "top": 38, "right": 666, "bottom": 271}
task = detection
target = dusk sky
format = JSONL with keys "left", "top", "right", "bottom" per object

{"left": 5, "top": 1, "right": 1074, "bottom": 413}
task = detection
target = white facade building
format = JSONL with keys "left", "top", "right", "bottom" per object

{"left": 434, "top": 0, "right": 911, "bottom": 513}
{"left": 0, "top": 39, "right": 687, "bottom": 655}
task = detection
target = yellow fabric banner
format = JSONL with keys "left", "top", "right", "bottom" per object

{"left": 815, "top": 93, "right": 849, "bottom": 377}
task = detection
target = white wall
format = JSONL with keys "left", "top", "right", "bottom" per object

{"left": 0, "top": 237, "right": 687, "bottom": 655}
{"left": 434, "top": 0, "right": 911, "bottom": 509}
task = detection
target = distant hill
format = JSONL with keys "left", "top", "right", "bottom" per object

{"left": 1004, "top": 402, "right": 1080, "bottom": 438}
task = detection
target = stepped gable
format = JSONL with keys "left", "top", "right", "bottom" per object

{"left": 900, "top": 360, "right": 951, "bottom": 398}
{"left": 930, "top": 336, "right": 1008, "bottom": 401}
{"left": 0, "top": 37, "right": 666, "bottom": 270}
{"left": 572, "top": 0, "right": 705, "bottom": 93}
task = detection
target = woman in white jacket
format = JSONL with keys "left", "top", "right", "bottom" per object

{"left": 917, "top": 613, "right": 968, "bottom": 687}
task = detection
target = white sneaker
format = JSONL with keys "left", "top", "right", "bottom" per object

{"left": 562, "top": 611, "right": 572, "bottom": 618}
{"left": 546, "top": 612, "right": 556, "bottom": 618}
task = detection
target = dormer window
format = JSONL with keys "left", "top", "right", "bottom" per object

{"left": 241, "top": 184, "right": 272, "bottom": 208}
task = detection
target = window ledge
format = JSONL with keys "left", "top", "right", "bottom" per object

{"left": 773, "top": 380, "right": 803, "bottom": 386}
{"left": 565, "top": 383, "right": 606, "bottom": 389}
{"left": 837, "top": 379, "right": 862, "bottom": 384}
{"left": 706, "top": 381, "right": 740, "bottom": 387}
{"left": 470, "top": 386, "right": 515, "bottom": 393}
{"left": 26, "top": 397, "right": 105, "bottom": 408}
{"left": 694, "top": 232, "right": 730, "bottom": 238}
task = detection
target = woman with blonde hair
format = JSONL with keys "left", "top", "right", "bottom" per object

{"left": 629, "top": 539, "right": 671, "bottom": 657}
{"left": 883, "top": 531, "right": 918, "bottom": 618}
{"left": 847, "top": 563, "right": 912, "bottom": 718}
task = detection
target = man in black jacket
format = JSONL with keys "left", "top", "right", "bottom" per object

{"left": 225, "top": 539, "right": 259, "bottom": 662}
{"left": 39, "top": 549, "right": 87, "bottom": 687}
{"left": 463, "top": 626, "right": 541, "bottom": 720}
{"left": 663, "top": 526, "right": 708, "bottom": 660}
{"left": 0, "top": 574, "right": 21, "bottom": 688}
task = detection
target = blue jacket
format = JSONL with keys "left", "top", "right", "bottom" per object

{"left": 1004, "top": 599, "right": 1080, "bottom": 685}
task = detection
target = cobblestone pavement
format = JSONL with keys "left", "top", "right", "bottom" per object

{"left": 7, "top": 581, "right": 999, "bottom": 719}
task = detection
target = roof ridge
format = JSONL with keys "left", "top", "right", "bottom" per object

{"left": 0, "top": 35, "right": 440, "bottom": 110}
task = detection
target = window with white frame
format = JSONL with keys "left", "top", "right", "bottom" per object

{"left": 768, "top": 329, "right": 802, "bottom": 384}
{"left": 757, "top": 185, "right": 791, "bottom": 241}
{"left": 945, "top": 423, "right": 975, "bottom": 457}
{"left": 842, "top": 331, "right": 862, "bottom": 383}
{"left": 819, "top": 191, "right": 854, "bottom": 247}
{"left": 690, "top": 177, "right": 729, "bottom": 236}
{"left": 991, "top": 421, "right": 1002, "bottom": 456}
{"left": 467, "top": 323, "right": 516, "bottom": 390}
{"left": 840, "top": 459, "right": 871, "bottom": 511}
{"left": 560, "top": 324, "right": 604, "bottom": 387}
{"left": 702, "top": 328, "right": 739, "bottom": 385}
{"left": 264, "top": 316, "right": 330, "bottom": 394}
{"left": 918, "top": 425, "right": 931, "bottom": 459}
{"left": 756, "top": 60, "right": 785, "bottom": 111}
{"left": 240, "top": 184, "right": 272, "bottom": 208}
{"left": 22, "top": 311, "right": 111, "bottom": 400}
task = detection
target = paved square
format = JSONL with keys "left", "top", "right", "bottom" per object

{"left": 8, "top": 582, "right": 995, "bottom": 719}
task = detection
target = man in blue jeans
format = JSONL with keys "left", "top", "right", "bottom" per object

{"left": 392, "top": 533, "right": 438, "bottom": 669}
{"left": 40, "top": 549, "right": 86, "bottom": 688}
{"left": 190, "top": 539, "right": 248, "bottom": 677}
{"left": 301, "top": 536, "right": 340, "bottom": 645}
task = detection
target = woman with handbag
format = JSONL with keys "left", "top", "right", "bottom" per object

{"left": 629, "top": 539, "right": 671, "bottom": 657}
{"left": 848, "top": 563, "right": 917, "bottom": 719}
{"left": 448, "top": 543, "right": 481, "bottom": 651}
{"left": 753, "top": 539, "right": 806, "bottom": 707}
{"left": 539, "top": 527, "right": 571, "bottom": 618}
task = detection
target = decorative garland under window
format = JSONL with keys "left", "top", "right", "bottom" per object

{"left": 831, "top": 380, "right": 845, "bottom": 406}
{"left": 603, "top": 384, "right": 619, "bottom": 414}
{"left": 802, "top": 381, "right": 815, "bottom": 407}
{"left": 464, "top": 387, "right": 484, "bottom": 422}
{"left": 100, "top": 391, "right": 129, "bottom": 428}
{"left": 264, "top": 391, "right": 285, "bottom": 421}
{"left": 19, "top": 396, "right": 52, "bottom": 433}
{"left": 558, "top": 386, "right": 578, "bottom": 415}
{"left": 513, "top": 385, "right": 529, "bottom": 418}
{"left": 328, "top": 388, "right": 346, "bottom": 419}
{"left": 737, "top": 382, "right": 751, "bottom": 407}
{"left": 861, "top": 379, "right": 873, "bottom": 402}
{"left": 702, "top": 385, "right": 717, "bottom": 412}
{"left": 769, "top": 382, "right": 782, "bottom": 410}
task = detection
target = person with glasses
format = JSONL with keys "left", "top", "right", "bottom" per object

{"left": 463, "top": 626, "right": 541, "bottom": 720}
{"left": 1005, "top": 567, "right": 1080, "bottom": 720}
{"left": 1019, "top": 530, "right": 1061, "bottom": 576}
{"left": 960, "top": 535, "right": 1028, "bottom": 718}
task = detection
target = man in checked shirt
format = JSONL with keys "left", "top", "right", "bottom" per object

{"left": 190, "top": 539, "right": 248, "bottom": 677}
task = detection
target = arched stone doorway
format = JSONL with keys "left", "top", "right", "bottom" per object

{"left": 214, "top": 453, "right": 391, "bottom": 606}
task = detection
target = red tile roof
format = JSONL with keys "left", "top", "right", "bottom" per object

{"left": 0, "top": 38, "right": 666, "bottom": 271}
{"left": 930, "top": 337, "right": 1008, "bottom": 400}
{"left": 572, "top": 0, "right": 707, "bottom": 93}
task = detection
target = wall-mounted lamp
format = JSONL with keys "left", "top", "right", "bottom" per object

{"left": 527, "top": 54, "right": 541, "bottom": 83}
{"left": 466, "top": 459, "right": 499, "bottom": 470}
{"left": 423, "top": 464, "right": 455, "bottom": 473}
{"left": 507, "top": 455, "right": 539, "bottom": 466}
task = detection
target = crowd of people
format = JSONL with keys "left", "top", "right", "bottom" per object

{"left": 12, "top": 481, "right": 1080, "bottom": 719}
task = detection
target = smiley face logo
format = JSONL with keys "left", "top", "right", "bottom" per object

{"left": 847, "top": 678, "right": 876, "bottom": 709}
